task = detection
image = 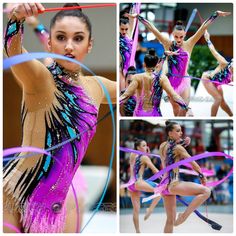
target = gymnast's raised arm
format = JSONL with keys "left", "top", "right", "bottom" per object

{"left": 204, "top": 30, "right": 228, "bottom": 67}
{"left": 4, "top": 3, "right": 54, "bottom": 94}
{"left": 187, "top": 10, "right": 231, "bottom": 48}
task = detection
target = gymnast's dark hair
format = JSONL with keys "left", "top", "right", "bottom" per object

{"left": 125, "top": 66, "right": 137, "bottom": 79}
{"left": 173, "top": 21, "right": 185, "bottom": 31}
{"left": 144, "top": 48, "right": 160, "bottom": 68}
{"left": 120, "top": 17, "right": 129, "bottom": 25}
{"left": 50, "top": 3, "right": 92, "bottom": 40}
{"left": 165, "top": 121, "right": 179, "bottom": 135}
{"left": 134, "top": 138, "right": 145, "bottom": 150}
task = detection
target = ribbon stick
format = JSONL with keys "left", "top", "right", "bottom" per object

{"left": 4, "top": 4, "right": 116, "bottom": 14}
{"left": 185, "top": 8, "right": 197, "bottom": 33}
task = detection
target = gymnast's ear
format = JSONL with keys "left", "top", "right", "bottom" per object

{"left": 47, "top": 38, "right": 52, "bottom": 52}
{"left": 87, "top": 38, "right": 94, "bottom": 54}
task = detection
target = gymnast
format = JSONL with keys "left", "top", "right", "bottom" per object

{"left": 201, "top": 30, "right": 233, "bottom": 116}
{"left": 3, "top": 3, "right": 116, "bottom": 233}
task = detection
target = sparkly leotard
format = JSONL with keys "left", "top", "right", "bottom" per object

{"left": 3, "top": 62, "right": 98, "bottom": 233}
{"left": 134, "top": 72, "right": 163, "bottom": 117}
{"left": 168, "top": 42, "right": 190, "bottom": 94}
{"left": 165, "top": 140, "right": 180, "bottom": 188}
{"left": 120, "top": 34, "right": 133, "bottom": 75}
{"left": 210, "top": 62, "right": 232, "bottom": 88}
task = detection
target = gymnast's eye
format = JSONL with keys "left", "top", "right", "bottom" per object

{"left": 56, "top": 35, "right": 66, "bottom": 41}
{"left": 74, "top": 36, "right": 84, "bottom": 42}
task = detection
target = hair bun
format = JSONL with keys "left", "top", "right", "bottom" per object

{"left": 134, "top": 138, "right": 138, "bottom": 142}
{"left": 165, "top": 120, "right": 170, "bottom": 126}
{"left": 176, "top": 20, "right": 183, "bottom": 26}
{"left": 63, "top": 3, "right": 82, "bottom": 12}
{"left": 148, "top": 48, "right": 156, "bottom": 56}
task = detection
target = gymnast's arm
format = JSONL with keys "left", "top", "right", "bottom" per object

{"left": 4, "top": 3, "right": 54, "bottom": 94}
{"left": 143, "top": 156, "right": 159, "bottom": 174}
{"left": 128, "top": 14, "right": 171, "bottom": 48}
{"left": 187, "top": 10, "right": 231, "bottom": 48}
{"left": 160, "top": 75, "right": 193, "bottom": 115}
{"left": 119, "top": 76, "right": 139, "bottom": 103}
{"left": 204, "top": 30, "right": 228, "bottom": 67}
{"left": 95, "top": 76, "right": 116, "bottom": 104}
{"left": 175, "top": 145, "right": 207, "bottom": 184}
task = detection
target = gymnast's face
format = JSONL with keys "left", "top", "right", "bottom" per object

{"left": 168, "top": 125, "right": 183, "bottom": 142}
{"left": 49, "top": 16, "right": 93, "bottom": 72}
{"left": 120, "top": 23, "right": 129, "bottom": 37}
{"left": 172, "top": 30, "right": 186, "bottom": 47}
{"left": 137, "top": 141, "right": 148, "bottom": 152}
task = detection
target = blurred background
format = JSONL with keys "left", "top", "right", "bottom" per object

{"left": 3, "top": 3, "right": 116, "bottom": 232}
{"left": 120, "top": 119, "right": 233, "bottom": 233}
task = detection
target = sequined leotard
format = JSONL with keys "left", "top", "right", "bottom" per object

{"left": 168, "top": 42, "right": 190, "bottom": 94}
{"left": 3, "top": 62, "right": 98, "bottom": 233}
{"left": 209, "top": 62, "right": 232, "bottom": 88}
{"left": 120, "top": 34, "right": 133, "bottom": 75}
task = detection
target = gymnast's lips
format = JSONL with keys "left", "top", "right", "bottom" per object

{"left": 64, "top": 54, "right": 75, "bottom": 59}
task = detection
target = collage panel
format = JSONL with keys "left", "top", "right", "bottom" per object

{"left": 3, "top": 2, "right": 116, "bottom": 233}
{"left": 120, "top": 119, "right": 233, "bottom": 233}
{"left": 119, "top": 2, "right": 233, "bottom": 117}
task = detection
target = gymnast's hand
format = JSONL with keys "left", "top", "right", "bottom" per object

{"left": 165, "top": 50, "right": 180, "bottom": 57}
{"left": 204, "top": 30, "right": 210, "bottom": 41}
{"left": 9, "top": 3, "right": 45, "bottom": 20}
{"left": 124, "top": 13, "right": 138, "bottom": 19}
{"left": 186, "top": 108, "right": 193, "bottom": 117}
{"left": 200, "top": 176, "right": 207, "bottom": 186}
{"left": 216, "top": 11, "right": 231, "bottom": 17}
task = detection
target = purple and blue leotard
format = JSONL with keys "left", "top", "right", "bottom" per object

{"left": 3, "top": 62, "right": 98, "bottom": 233}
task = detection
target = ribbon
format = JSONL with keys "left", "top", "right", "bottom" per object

{"left": 185, "top": 8, "right": 198, "bottom": 33}
{"left": 4, "top": 4, "right": 116, "bottom": 14}
{"left": 129, "top": 3, "right": 141, "bottom": 67}
{"left": 168, "top": 72, "right": 233, "bottom": 86}
{"left": 3, "top": 52, "right": 116, "bottom": 233}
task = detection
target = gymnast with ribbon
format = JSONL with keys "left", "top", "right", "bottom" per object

{"left": 119, "top": 3, "right": 141, "bottom": 91}
{"left": 120, "top": 66, "right": 137, "bottom": 116}
{"left": 3, "top": 3, "right": 116, "bottom": 233}
{"left": 159, "top": 121, "right": 211, "bottom": 232}
{"left": 201, "top": 30, "right": 233, "bottom": 116}
{"left": 120, "top": 48, "right": 193, "bottom": 116}
{"left": 120, "top": 120, "right": 233, "bottom": 232}
{"left": 124, "top": 138, "right": 161, "bottom": 233}
{"left": 127, "top": 10, "right": 231, "bottom": 116}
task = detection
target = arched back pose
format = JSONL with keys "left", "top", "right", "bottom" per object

{"left": 120, "top": 49, "right": 192, "bottom": 116}
{"left": 127, "top": 138, "right": 161, "bottom": 233}
{"left": 201, "top": 30, "right": 233, "bottom": 116}
{"left": 159, "top": 121, "right": 210, "bottom": 233}
{"left": 130, "top": 10, "right": 230, "bottom": 116}
{"left": 3, "top": 3, "right": 116, "bottom": 233}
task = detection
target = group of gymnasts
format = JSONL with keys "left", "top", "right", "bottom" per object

{"left": 119, "top": 5, "right": 233, "bottom": 117}
{"left": 122, "top": 121, "right": 214, "bottom": 233}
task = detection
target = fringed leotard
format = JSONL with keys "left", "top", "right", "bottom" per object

{"left": 168, "top": 42, "right": 190, "bottom": 94}
{"left": 3, "top": 62, "right": 98, "bottom": 233}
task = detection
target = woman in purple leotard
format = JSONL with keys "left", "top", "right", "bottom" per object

{"left": 120, "top": 49, "right": 192, "bottom": 117}
{"left": 128, "top": 10, "right": 231, "bottom": 116}
{"left": 3, "top": 3, "right": 116, "bottom": 233}
{"left": 201, "top": 30, "right": 233, "bottom": 116}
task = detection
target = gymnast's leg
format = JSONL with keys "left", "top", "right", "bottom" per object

{"left": 130, "top": 191, "right": 141, "bottom": 233}
{"left": 218, "top": 87, "right": 233, "bottom": 116}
